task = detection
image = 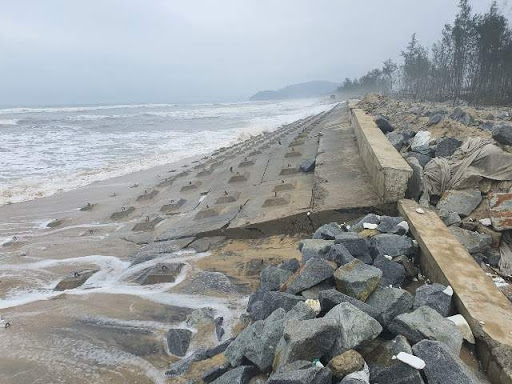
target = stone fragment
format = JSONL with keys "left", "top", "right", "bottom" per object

{"left": 375, "top": 115, "right": 394, "bottom": 133}
{"left": 365, "top": 335, "right": 424, "bottom": 384}
{"left": 299, "top": 239, "right": 334, "bottom": 263}
{"left": 318, "top": 289, "right": 380, "bottom": 318}
{"left": 299, "top": 158, "right": 316, "bottom": 173}
{"left": 328, "top": 350, "right": 365, "bottom": 381}
{"left": 211, "top": 365, "right": 259, "bottom": 384}
{"left": 372, "top": 256, "right": 407, "bottom": 287}
{"left": 376, "top": 216, "right": 404, "bottom": 234}
{"left": 260, "top": 266, "right": 293, "bottom": 291}
{"left": 300, "top": 280, "right": 335, "bottom": 300}
{"left": 324, "top": 303, "right": 382, "bottom": 360}
{"left": 407, "top": 152, "right": 432, "bottom": 168}
{"left": 412, "top": 340, "right": 482, "bottom": 384}
{"left": 450, "top": 107, "right": 474, "bottom": 125}
{"left": 334, "top": 233, "right": 372, "bottom": 264}
{"left": 492, "top": 124, "right": 512, "bottom": 145}
{"left": 388, "top": 306, "right": 463, "bottom": 354}
{"left": 284, "top": 258, "right": 335, "bottom": 295}
{"left": 175, "top": 271, "right": 237, "bottom": 295}
{"left": 313, "top": 222, "right": 344, "bottom": 240}
{"left": 437, "top": 189, "right": 482, "bottom": 217}
{"left": 325, "top": 243, "right": 355, "bottom": 266}
{"left": 405, "top": 157, "right": 424, "bottom": 201}
{"left": 413, "top": 283, "right": 453, "bottom": 316}
{"left": 268, "top": 366, "right": 332, "bottom": 384}
{"left": 366, "top": 287, "right": 413, "bottom": 326}
{"left": 449, "top": 226, "right": 492, "bottom": 254}
{"left": 54, "top": 269, "right": 97, "bottom": 291}
{"left": 369, "top": 234, "right": 415, "bottom": 259}
{"left": 393, "top": 255, "right": 419, "bottom": 278}
{"left": 167, "top": 328, "right": 192, "bottom": 357}
{"left": 435, "top": 137, "right": 462, "bottom": 157}
{"left": 339, "top": 362, "right": 370, "bottom": 384}
{"left": 334, "top": 259, "right": 382, "bottom": 301}
{"left": 202, "top": 365, "right": 230, "bottom": 383}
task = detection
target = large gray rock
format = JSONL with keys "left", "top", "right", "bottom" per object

{"left": 255, "top": 291, "right": 305, "bottom": 320}
{"left": 437, "top": 189, "right": 482, "bottom": 217}
{"left": 285, "top": 258, "right": 335, "bottom": 295}
{"left": 366, "top": 287, "right": 413, "bottom": 326}
{"left": 211, "top": 365, "right": 259, "bottom": 384}
{"left": 372, "top": 255, "right": 407, "bottom": 287}
{"left": 273, "top": 318, "right": 338, "bottom": 369}
{"left": 325, "top": 243, "right": 355, "bottom": 266}
{"left": 324, "top": 303, "right": 382, "bottom": 360}
{"left": 492, "top": 124, "right": 512, "bottom": 145}
{"left": 405, "top": 157, "right": 424, "bottom": 201}
{"left": 365, "top": 335, "right": 424, "bottom": 384}
{"left": 261, "top": 266, "right": 293, "bottom": 291}
{"left": 300, "top": 280, "right": 335, "bottom": 300}
{"left": 388, "top": 306, "right": 463, "bottom": 354}
{"left": 449, "top": 226, "right": 492, "bottom": 254}
{"left": 412, "top": 340, "right": 483, "bottom": 384}
{"left": 435, "top": 137, "right": 462, "bottom": 157}
{"left": 386, "top": 132, "right": 405, "bottom": 150}
{"left": 413, "top": 283, "right": 453, "bottom": 317}
{"left": 428, "top": 114, "right": 443, "bottom": 126}
{"left": 410, "top": 131, "right": 431, "bottom": 153}
{"left": 375, "top": 116, "right": 394, "bottom": 133}
{"left": 225, "top": 303, "right": 316, "bottom": 371}
{"left": 318, "top": 289, "right": 380, "bottom": 319}
{"left": 334, "top": 259, "right": 382, "bottom": 302}
{"left": 438, "top": 209, "right": 462, "bottom": 227}
{"left": 167, "top": 328, "right": 192, "bottom": 357}
{"left": 268, "top": 366, "right": 332, "bottom": 384}
{"left": 279, "top": 259, "right": 301, "bottom": 273}
{"left": 334, "top": 233, "right": 372, "bottom": 264}
{"left": 313, "top": 222, "right": 344, "bottom": 240}
{"left": 369, "top": 234, "right": 415, "bottom": 259}
{"left": 376, "top": 216, "right": 405, "bottom": 234}
{"left": 450, "top": 107, "right": 474, "bottom": 125}
{"left": 299, "top": 158, "right": 316, "bottom": 173}
{"left": 299, "top": 239, "right": 334, "bottom": 263}
{"left": 202, "top": 365, "right": 230, "bottom": 383}
{"left": 407, "top": 152, "right": 432, "bottom": 168}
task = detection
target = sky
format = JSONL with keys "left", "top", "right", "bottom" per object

{"left": 0, "top": 0, "right": 508, "bottom": 106}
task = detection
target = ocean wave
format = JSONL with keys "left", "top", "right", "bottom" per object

{"left": 0, "top": 119, "right": 19, "bottom": 125}
{"left": 0, "top": 103, "right": 179, "bottom": 115}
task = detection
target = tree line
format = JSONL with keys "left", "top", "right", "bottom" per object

{"left": 337, "top": 0, "right": 512, "bottom": 105}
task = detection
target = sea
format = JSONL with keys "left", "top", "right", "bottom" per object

{"left": 0, "top": 98, "right": 334, "bottom": 206}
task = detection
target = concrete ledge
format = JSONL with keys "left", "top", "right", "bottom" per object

{"left": 350, "top": 108, "right": 412, "bottom": 202}
{"left": 399, "top": 199, "right": 512, "bottom": 384}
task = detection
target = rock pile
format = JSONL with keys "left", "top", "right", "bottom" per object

{"left": 171, "top": 216, "right": 483, "bottom": 384}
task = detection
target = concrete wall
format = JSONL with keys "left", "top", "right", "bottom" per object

{"left": 350, "top": 108, "right": 412, "bottom": 203}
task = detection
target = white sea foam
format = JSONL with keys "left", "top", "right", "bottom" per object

{"left": 0, "top": 118, "right": 19, "bottom": 125}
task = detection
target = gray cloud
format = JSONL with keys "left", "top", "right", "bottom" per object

{"left": 0, "top": 0, "right": 499, "bottom": 106}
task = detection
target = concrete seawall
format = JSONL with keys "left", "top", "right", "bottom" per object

{"left": 350, "top": 107, "right": 412, "bottom": 203}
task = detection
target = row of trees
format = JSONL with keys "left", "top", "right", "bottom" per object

{"left": 337, "top": 1, "right": 512, "bottom": 105}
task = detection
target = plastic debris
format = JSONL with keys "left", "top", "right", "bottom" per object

{"left": 384, "top": 255, "right": 393, "bottom": 261}
{"left": 393, "top": 352, "right": 426, "bottom": 370}
{"left": 442, "top": 285, "right": 454, "bottom": 296}
{"left": 479, "top": 218, "right": 492, "bottom": 227}
{"left": 363, "top": 222, "right": 378, "bottom": 230}
{"left": 415, "top": 208, "right": 425, "bottom": 214}
{"left": 397, "top": 221, "right": 410, "bottom": 233}
{"left": 447, "top": 314, "right": 475, "bottom": 344}
{"left": 312, "top": 358, "right": 324, "bottom": 368}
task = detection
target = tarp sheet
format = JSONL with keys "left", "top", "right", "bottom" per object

{"left": 422, "top": 138, "right": 512, "bottom": 201}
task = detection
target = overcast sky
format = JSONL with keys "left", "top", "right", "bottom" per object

{"left": 0, "top": 0, "right": 507, "bottom": 106}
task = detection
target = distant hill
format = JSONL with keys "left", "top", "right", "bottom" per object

{"left": 250, "top": 81, "right": 339, "bottom": 101}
